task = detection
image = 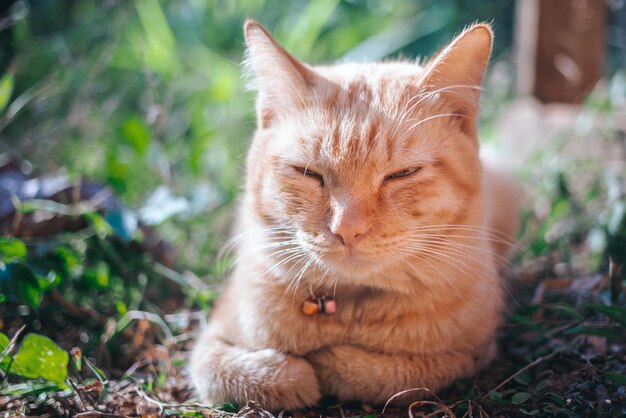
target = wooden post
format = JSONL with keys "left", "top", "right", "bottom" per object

{"left": 516, "top": 0, "right": 606, "bottom": 103}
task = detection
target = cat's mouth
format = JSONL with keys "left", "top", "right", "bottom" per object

{"left": 320, "top": 246, "right": 388, "bottom": 278}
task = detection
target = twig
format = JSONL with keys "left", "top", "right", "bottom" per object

{"left": 134, "top": 388, "right": 230, "bottom": 414}
{"left": 609, "top": 257, "right": 623, "bottom": 305}
{"left": 1, "top": 324, "right": 26, "bottom": 357}
{"left": 67, "top": 378, "right": 89, "bottom": 412}
{"left": 408, "top": 400, "right": 456, "bottom": 418}
{"left": 383, "top": 387, "right": 442, "bottom": 415}
{"left": 484, "top": 350, "right": 559, "bottom": 398}
{"left": 50, "top": 289, "right": 108, "bottom": 327}
{"left": 116, "top": 310, "right": 174, "bottom": 344}
{"left": 73, "top": 412, "right": 126, "bottom": 418}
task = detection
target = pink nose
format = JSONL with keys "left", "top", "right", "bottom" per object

{"left": 330, "top": 215, "right": 370, "bottom": 247}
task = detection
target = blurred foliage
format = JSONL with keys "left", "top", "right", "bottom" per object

{"left": 0, "top": 0, "right": 516, "bottom": 276}
{"left": 515, "top": 72, "right": 626, "bottom": 285}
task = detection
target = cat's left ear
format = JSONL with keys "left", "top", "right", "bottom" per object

{"left": 419, "top": 24, "right": 493, "bottom": 130}
{"left": 244, "top": 20, "right": 321, "bottom": 128}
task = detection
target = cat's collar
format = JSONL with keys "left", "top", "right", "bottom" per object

{"left": 301, "top": 295, "right": 336, "bottom": 316}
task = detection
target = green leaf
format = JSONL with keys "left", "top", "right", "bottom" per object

{"left": 545, "top": 304, "right": 583, "bottom": 321}
{"left": 519, "top": 409, "right": 540, "bottom": 416}
{"left": 221, "top": 402, "right": 239, "bottom": 413}
{"left": 0, "top": 66, "right": 15, "bottom": 113}
{"left": 0, "top": 332, "right": 10, "bottom": 372}
{"left": 11, "top": 333, "right": 69, "bottom": 387}
{"left": 536, "top": 379, "right": 550, "bottom": 392}
{"left": 0, "top": 237, "right": 27, "bottom": 262}
{"left": 0, "top": 381, "right": 62, "bottom": 397}
{"left": 512, "top": 392, "right": 532, "bottom": 405}
{"left": 564, "top": 325, "right": 625, "bottom": 340}
{"left": 81, "top": 262, "right": 110, "bottom": 289}
{"left": 606, "top": 373, "right": 626, "bottom": 386}
{"left": 0, "top": 262, "right": 43, "bottom": 308}
{"left": 120, "top": 116, "right": 150, "bottom": 155}
{"left": 590, "top": 304, "right": 626, "bottom": 327}
{"left": 83, "top": 212, "right": 113, "bottom": 238}
{"left": 135, "top": 0, "right": 178, "bottom": 76}
{"left": 513, "top": 370, "right": 532, "bottom": 386}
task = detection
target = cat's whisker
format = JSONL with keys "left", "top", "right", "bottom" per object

{"left": 411, "top": 223, "right": 517, "bottom": 238}
{"left": 399, "top": 243, "right": 519, "bottom": 305}
{"left": 399, "top": 251, "right": 454, "bottom": 286}
{"left": 396, "top": 248, "right": 486, "bottom": 293}
{"left": 402, "top": 241, "right": 521, "bottom": 307}
{"left": 405, "top": 240, "right": 499, "bottom": 274}
{"left": 405, "top": 234, "right": 518, "bottom": 265}
{"left": 410, "top": 225, "right": 518, "bottom": 244}
{"left": 262, "top": 252, "right": 308, "bottom": 279}
{"left": 218, "top": 226, "right": 297, "bottom": 260}
{"left": 288, "top": 255, "right": 317, "bottom": 303}
{"left": 399, "top": 242, "right": 497, "bottom": 278}
{"left": 392, "top": 84, "right": 483, "bottom": 136}
{"left": 404, "top": 113, "right": 468, "bottom": 134}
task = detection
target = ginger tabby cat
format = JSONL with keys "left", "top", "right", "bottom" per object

{"left": 189, "top": 20, "right": 521, "bottom": 411}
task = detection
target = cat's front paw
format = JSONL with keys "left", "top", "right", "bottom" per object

{"left": 191, "top": 344, "right": 321, "bottom": 411}
{"left": 306, "top": 345, "right": 357, "bottom": 397}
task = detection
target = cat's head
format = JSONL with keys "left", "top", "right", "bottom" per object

{"left": 242, "top": 20, "right": 492, "bottom": 289}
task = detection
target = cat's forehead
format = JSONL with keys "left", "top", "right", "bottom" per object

{"left": 272, "top": 62, "right": 444, "bottom": 173}
{"left": 315, "top": 61, "right": 426, "bottom": 108}
{"left": 317, "top": 61, "right": 425, "bottom": 87}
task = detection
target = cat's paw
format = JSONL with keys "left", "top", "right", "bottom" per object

{"left": 269, "top": 351, "right": 322, "bottom": 410}
{"left": 191, "top": 345, "right": 320, "bottom": 411}
{"left": 306, "top": 345, "right": 356, "bottom": 397}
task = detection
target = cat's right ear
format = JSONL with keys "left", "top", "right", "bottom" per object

{"left": 244, "top": 20, "right": 319, "bottom": 128}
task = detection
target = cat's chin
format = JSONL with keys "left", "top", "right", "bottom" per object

{"left": 321, "top": 250, "right": 390, "bottom": 279}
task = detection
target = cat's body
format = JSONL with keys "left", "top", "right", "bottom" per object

{"left": 190, "top": 21, "right": 521, "bottom": 410}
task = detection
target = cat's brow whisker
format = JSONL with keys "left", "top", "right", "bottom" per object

{"left": 404, "top": 113, "right": 468, "bottom": 134}
{"left": 394, "top": 84, "right": 480, "bottom": 125}
{"left": 392, "top": 84, "right": 483, "bottom": 136}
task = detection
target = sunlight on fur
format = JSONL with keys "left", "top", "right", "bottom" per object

{"left": 189, "top": 19, "right": 521, "bottom": 411}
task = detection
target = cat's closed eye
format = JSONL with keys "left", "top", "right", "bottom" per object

{"left": 385, "top": 166, "right": 421, "bottom": 181}
{"left": 293, "top": 165, "right": 325, "bottom": 186}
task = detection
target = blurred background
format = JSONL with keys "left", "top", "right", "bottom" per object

{"left": 0, "top": 1, "right": 625, "bottom": 415}
{"left": 2, "top": 0, "right": 624, "bottom": 277}
{"left": 0, "top": 0, "right": 625, "bottom": 305}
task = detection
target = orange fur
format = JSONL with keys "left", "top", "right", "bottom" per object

{"left": 189, "top": 20, "right": 520, "bottom": 411}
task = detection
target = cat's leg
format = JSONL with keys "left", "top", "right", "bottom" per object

{"left": 189, "top": 333, "right": 321, "bottom": 411}
{"left": 307, "top": 342, "right": 495, "bottom": 405}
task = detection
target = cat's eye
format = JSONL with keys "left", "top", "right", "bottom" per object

{"left": 293, "top": 166, "right": 324, "bottom": 186}
{"left": 385, "top": 166, "right": 421, "bottom": 180}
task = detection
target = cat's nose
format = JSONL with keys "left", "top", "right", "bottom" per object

{"left": 330, "top": 215, "right": 370, "bottom": 247}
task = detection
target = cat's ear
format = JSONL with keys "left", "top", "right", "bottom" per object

{"left": 419, "top": 24, "right": 492, "bottom": 132}
{"left": 244, "top": 20, "right": 319, "bottom": 128}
